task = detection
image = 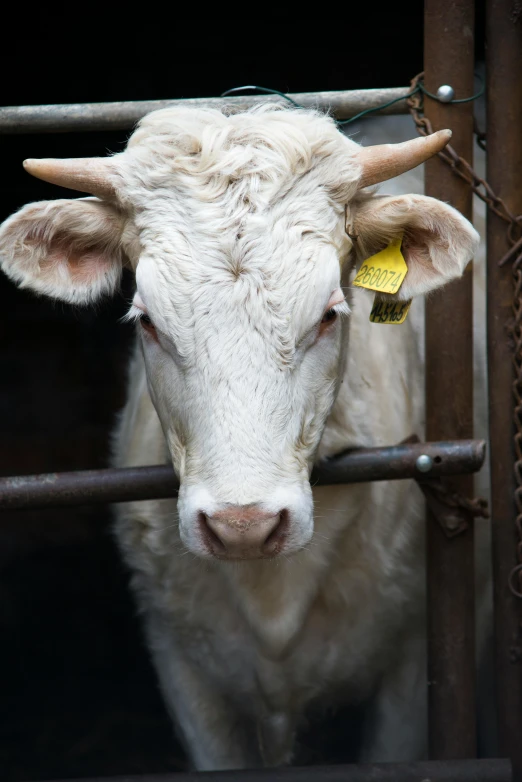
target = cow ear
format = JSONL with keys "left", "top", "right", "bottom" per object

{"left": 349, "top": 193, "right": 479, "bottom": 300}
{"left": 0, "top": 197, "right": 126, "bottom": 305}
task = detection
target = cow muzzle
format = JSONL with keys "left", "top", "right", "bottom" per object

{"left": 177, "top": 481, "right": 314, "bottom": 560}
{"left": 199, "top": 505, "right": 289, "bottom": 560}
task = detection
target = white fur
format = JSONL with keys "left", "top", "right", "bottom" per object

{"left": 0, "top": 106, "right": 486, "bottom": 769}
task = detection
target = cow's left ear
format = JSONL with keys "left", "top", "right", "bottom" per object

{"left": 349, "top": 194, "right": 480, "bottom": 299}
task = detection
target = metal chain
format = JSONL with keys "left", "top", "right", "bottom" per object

{"left": 417, "top": 476, "right": 490, "bottom": 516}
{"left": 511, "top": 253, "right": 522, "bottom": 597}
{"left": 420, "top": 480, "right": 490, "bottom": 519}
{"left": 407, "top": 72, "right": 522, "bottom": 599}
{"left": 408, "top": 73, "right": 522, "bottom": 247}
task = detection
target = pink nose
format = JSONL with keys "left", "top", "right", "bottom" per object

{"left": 199, "top": 505, "right": 289, "bottom": 560}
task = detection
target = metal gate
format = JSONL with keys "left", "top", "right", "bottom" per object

{"left": 1, "top": 0, "right": 520, "bottom": 779}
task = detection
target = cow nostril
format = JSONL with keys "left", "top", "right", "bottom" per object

{"left": 198, "top": 512, "right": 226, "bottom": 553}
{"left": 262, "top": 509, "right": 289, "bottom": 555}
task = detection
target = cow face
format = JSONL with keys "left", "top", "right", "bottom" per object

{"left": 0, "top": 107, "right": 478, "bottom": 560}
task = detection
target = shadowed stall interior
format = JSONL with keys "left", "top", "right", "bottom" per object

{"left": 0, "top": 5, "right": 486, "bottom": 779}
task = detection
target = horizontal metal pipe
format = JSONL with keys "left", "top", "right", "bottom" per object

{"left": 0, "top": 87, "right": 410, "bottom": 134}
{"left": 31, "top": 757, "right": 512, "bottom": 782}
{"left": 0, "top": 439, "right": 486, "bottom": 511}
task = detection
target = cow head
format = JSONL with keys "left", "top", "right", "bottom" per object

{"left": 0, "top": 107, "right": 478, "bottom": 560}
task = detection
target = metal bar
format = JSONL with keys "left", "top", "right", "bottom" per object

{"left": 424, "top": 0, "right": 477, "bottom": 760}
{"left": 0, "top": 440, "right": 485, "bottom": 511}
{"left": 0, "top": 87, "right": 411, "bottom": 134}
{"left": 28, "top": 758, "right": 512, "bottom": 782}
{"left": 486, "top": 1, "right": 522, "bottom": 779}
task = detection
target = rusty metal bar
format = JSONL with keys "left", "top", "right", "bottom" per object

{"left": 28, "top": 758, "right": 512, "bottom": 782}
{"left": 0, "top": 87, "right": 410, "bottom": 135}
{"left": 424, "top": 0, "right": 477, "bottom": 760}
{"left": 0, "top": 440, "right": 485, "bottom": 511}
{"left": 486, "top": 1, "right": 522, "bottom": 779}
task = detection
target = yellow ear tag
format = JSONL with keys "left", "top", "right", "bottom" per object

{"left": 369, "top": 298, "right": 412, "bottom": 325}
{"left": 353, "top": 234, "right": 408, "bottom": 295}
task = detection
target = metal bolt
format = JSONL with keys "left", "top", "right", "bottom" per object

{"left": 436, "top": 84, "right": 455, "bottom": 103}
{"left": 416, "top": 454, "right": 433, "bottom": 473}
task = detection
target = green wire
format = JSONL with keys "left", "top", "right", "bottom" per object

{"left": 337, "top": 87, "right": 421, "bottom": 126}
{"left": 417, "top": 78, "right": 485, "bottom": 104}
{"left": 220, "top": 85, "right": 301, "bottom": 108}
{"left": 220, "top": 76, "right": 484, "bottom": 127}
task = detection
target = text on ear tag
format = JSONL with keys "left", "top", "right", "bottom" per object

{"left": 352, "top": 234, "right": 408, "bottom": 295}
{"left": 369, "top": 297, "right": 412, "bottom": 325}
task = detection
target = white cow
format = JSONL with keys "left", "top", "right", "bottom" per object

{"left": 0, "top": 106, "right": 486, "bottom": 769}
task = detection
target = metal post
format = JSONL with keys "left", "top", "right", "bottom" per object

{"left": 486, "top": 1, "right": 522, "bottom": 778}
{"left": 424, "top": 0, "right": 477, "bottom": 759}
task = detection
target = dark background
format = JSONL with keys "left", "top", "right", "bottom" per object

{"left": 0, "top": 5, "right": 486, "bottom": 780}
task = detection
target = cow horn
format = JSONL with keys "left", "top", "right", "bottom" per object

{"left": 357, "top": 129, "right": 452, "bottom": 189}
{"left": 23, "top": 157, "right": 119, "bottom": 199}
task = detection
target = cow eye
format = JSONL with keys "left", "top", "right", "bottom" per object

{"left": 140, "top": 313, "right": 155, "bottom": 332}
{"left": 321, "top": 308, "right": 337, "bottom": 324}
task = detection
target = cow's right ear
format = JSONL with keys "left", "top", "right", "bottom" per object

{"left": 0, "top": 197, "right": 126, "bottom": 305}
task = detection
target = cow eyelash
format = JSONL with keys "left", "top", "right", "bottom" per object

{"left": 122, "top": 305, "right": 144, "bottom": 323}
{"left": 122, "top": 305, "right": 156, "bottom": 331}
{"left": 323, "top": 300, "right": 351, "bottom": 322}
